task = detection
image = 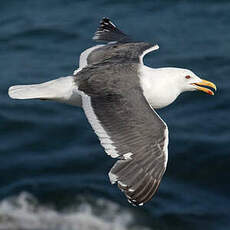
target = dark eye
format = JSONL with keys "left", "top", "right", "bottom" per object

{"left": 185, "top": 75, "right": 191, "bottom": 79}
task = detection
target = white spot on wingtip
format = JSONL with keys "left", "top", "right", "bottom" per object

{"left": 108, "top": 171, "right": 118, "bottom": 184}
{"left": 118, "top": 181, "right": 127, "bottom": 187}
{"left": 127, "top": 200, "right": 137, "bottom": 207}
{"left": 128, "top": 199, "right": 132, "bottom": 204}
{"left": 128, "top": 188, "right": 135, "bottom": 192}
{"left": 123, "top": 152, "right": 133, "bottom": 160}
{"left": 109, "top": 21, "right": 116, "bottom": 28}
{"left": 139, "top": 203, "right": 144, "bottom": 206}
{"left": 109, "top": 152, "right": 120, "bottom": 158}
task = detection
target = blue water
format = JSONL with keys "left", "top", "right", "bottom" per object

{"left": 1, "top": 1, "right": 230, "bottom": 229}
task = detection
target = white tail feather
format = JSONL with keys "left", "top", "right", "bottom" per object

{"left": 8, "top": 76, "right": 82, "bottom": 106}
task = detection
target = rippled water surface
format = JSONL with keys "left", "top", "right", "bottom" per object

{"left": 0, "top": 1, "right": 230, "bottom": 229}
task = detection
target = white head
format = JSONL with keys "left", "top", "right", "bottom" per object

{"left": 140, "top": 66, "right": 217, "bottom": 109}
{"left": 164, "top": 67, "right": 216, "bottom": 93}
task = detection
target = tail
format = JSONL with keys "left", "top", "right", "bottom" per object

{"left": 8, "top": 76, "right": 82, "bottom": 106}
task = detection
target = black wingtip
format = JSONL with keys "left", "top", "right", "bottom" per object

{"left": 93, "top": 17, "right": 131, "bottom": 43}
{"left": 100, "top": 17, "right": 117, "bottom": 29}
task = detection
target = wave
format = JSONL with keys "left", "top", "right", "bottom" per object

{"left": 0, "top": 192, "right": 150, "bottom": 230}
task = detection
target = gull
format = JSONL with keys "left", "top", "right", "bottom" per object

{"left": 8, "top": 17, "right": 217, "bottom": 206}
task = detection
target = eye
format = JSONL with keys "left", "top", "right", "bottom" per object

{"left": 185, "top": 75, "right": 191, "bottom": 79}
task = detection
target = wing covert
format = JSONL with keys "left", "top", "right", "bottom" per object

{"left": 86, "top": 42, "right": 158, "bottom": 66}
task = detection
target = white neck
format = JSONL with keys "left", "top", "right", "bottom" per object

{"left": 139, "top": 65, "right": 182, "bottom": 109}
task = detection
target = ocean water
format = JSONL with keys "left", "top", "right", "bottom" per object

{"left": 1, "top": 0, "right": 230, "bottom": 230}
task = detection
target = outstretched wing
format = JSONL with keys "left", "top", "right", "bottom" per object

{"left": 76, "top": 63, "right": 168, "bottom": 206}
{"left": 74, "top": 18, "right": 159, "bottom": 74}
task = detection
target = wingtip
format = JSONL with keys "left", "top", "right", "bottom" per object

{"left": 93, "top": 17, "right": 131, "bottom": 43}
{"left": 153, "top": 44, "right": 159, "bottom": 51}
{"left": 100, "top": 17, "right": 116, "bottom": 27}
{"left": 92, "top": 17, "right": 117, "bottom": 41}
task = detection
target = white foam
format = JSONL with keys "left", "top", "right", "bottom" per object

{"left": 0, "top": 192, "right": 150, "bottom": 230}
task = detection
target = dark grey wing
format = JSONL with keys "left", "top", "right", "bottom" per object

{"left": 86, "top": 42, "right": 159, "bottom": 66}
{"left": 93, "top": 17, "right": 132, "bottom": 43}
{"left": 76, "top": 63, "right": 168, "bottom": 206}
{"left": 74, "top": 42, "right": 158, "bottom": 75}
{"left": 73, "top": 18, "right": 159, "bottom": 74}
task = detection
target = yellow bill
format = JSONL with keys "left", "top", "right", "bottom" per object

{"left": 192, "top": 79, "right": 217, "bottom": 95}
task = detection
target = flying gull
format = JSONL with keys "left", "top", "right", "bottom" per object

{"left": 8, "top": 17, "right": 217, "bottom": 206}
